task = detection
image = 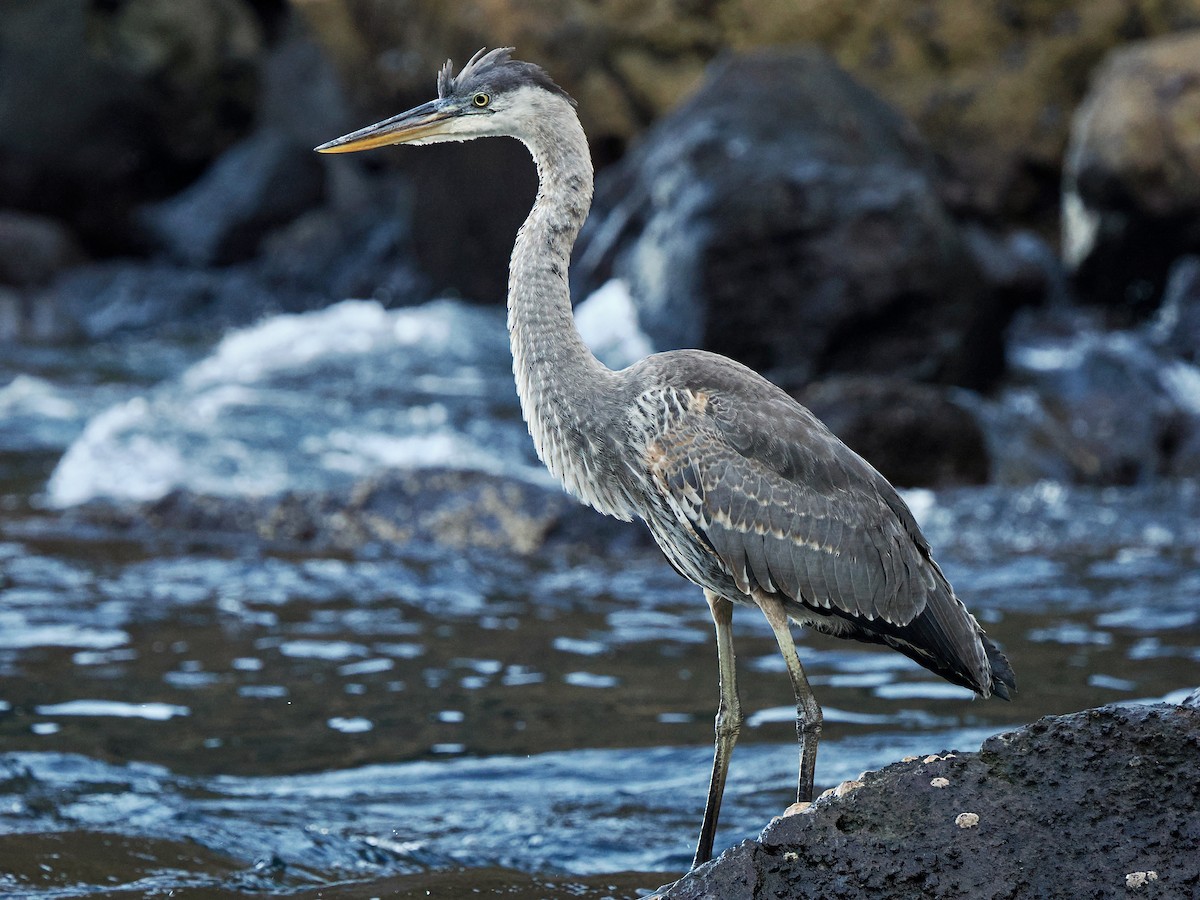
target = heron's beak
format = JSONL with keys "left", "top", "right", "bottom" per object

{"left": 314, "top": 100, "right": 454, "bottom": 153}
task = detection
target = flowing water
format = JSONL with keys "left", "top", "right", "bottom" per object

{"left": 0, "top": 300, "right": 1197, "bottom": 897}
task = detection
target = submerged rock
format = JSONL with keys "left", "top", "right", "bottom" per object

{"left": 66, "top": 467, "right": 634, "bottom": 558}
{"left": 574, "top": 48, "right": 1021, "bottom": 392}
{"left": 1063, "top": 30, "right": 1200, "bottom": 318}
{"left": 660, "top": 701, "right": 1200, "bottom": 900}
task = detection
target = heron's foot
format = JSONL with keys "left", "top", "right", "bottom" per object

{"left": 783, "top": 801, "right": 811, "bottom": 816}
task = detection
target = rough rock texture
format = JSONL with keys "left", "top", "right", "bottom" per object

{"left": 65, "top": 468, "right": 636, "bottom": 557}
{"left": 294, "top": 0, "right": 1200, "bottom": 224}
{"left": 573, "top": 48, "right": 1015, "bottom": 391}
{"left": 1063, "top": 30, "right": 1200, "bottom": 318}
{"left": 797, "top": 378, "right": 989, "bottom": 488}
{"left": 661, "top": 702, "right": 1200, "bottom": 900}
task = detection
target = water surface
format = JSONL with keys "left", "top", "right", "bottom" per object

{"left": 1, "top": 303, "right": 1197, "bottom": 896}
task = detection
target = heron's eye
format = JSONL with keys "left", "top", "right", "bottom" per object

{"left": 472, "top": 92, "right": 490, "bottom": 108}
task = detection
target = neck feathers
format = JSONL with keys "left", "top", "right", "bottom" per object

{"left": 507, "top": 90, "right": 628, "bottom": 518}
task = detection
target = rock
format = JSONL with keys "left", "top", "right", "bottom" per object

{"left": 1148, "top": 256, "right": 1200, "bottom": 363}
{"left": 65, "top": 468, "right": 636, "bottom": 557}
{"left": 573, "top": 48, "right": 1013, "bottom": 391}
{"left": 660, "top": 702, "right": 1200, "bottom": 900}
{"left": 1063, "top": 30, "right": 1200, "bottom": 318}
{"left": 0, "top": 0, "right": 264, "bottom": 251}
{"left": 797, "top": 377, "right": 989, "bottom": 488}
{"left": 979, "top": 312, "right": 1200, "bottom": 484}
{"left": 40, "top": 261, "right": 280, "bottom": 340}
{"left": 0, "top": 211, "right": 84, "bottom": 288}
{"left": 139, "top": 128, "right": 325, "bottom": 267}
{"left": 295, "top": 1, "right": 1199, "bottom": 229}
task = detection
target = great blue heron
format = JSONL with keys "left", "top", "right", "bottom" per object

{"left": 317, "top": 48, "right": 1016, "bottom": 869}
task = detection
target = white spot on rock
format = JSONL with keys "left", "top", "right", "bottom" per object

{"left": 1125, "top": 871, "right": 1158, "bottom": 890}
{"left": 955, "top": 812, "right": 979, "bottom": 829}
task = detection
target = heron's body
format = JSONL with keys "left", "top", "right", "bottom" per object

{"left": 318, "top": 48, "right": 1015, "bottom": 869}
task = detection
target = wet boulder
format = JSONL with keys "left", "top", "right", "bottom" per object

{"left": 1148, "top": 255, "right": 1200, "bottom": 364}
{"left": 573, "top": 48, "right": 1020, "bottom": 392}
{"left": 39, "top": 261, "right": 279, "bottom": 340}
{"left": 139, "top": 128, "right": 326, "bottom": 267}
{"left": 979, "top": 311, "right": 1200, "bottom": 484}
{"left": 660, "top": 701, "right": 1200, "bottom": 900}
{"left": 1063, "top": 30, "right": 1200, "bottom": 318}
{"left": 798, "top": 377, "right": 989, "bottom": 488}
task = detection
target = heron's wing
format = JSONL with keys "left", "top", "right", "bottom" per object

{"left": 643, "top": 378, "right": 935, "bottom": 628}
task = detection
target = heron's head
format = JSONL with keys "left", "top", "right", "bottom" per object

{"left": 315, "top": 48, "right": 574, "bottom": 154}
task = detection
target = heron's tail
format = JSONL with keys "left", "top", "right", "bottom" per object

{"left": 982, "top": 633, "right": 1016, "bottom": 700}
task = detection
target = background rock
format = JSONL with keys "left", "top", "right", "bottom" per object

{"left": 293, "top": 0, "right": 1200, "bottom": 228}
{"left": 0, "top": 212, "right": 84, "bottom": 289}
{"left": 797, "top": 378, "right": 989, "bottom": 488}
{"left": 139, "top": 128, "right": 325, "bottom": 267}
{"left": 0, "top": 0, "right": 265, "bottom": 253}
{"left": 573, "top": 48, "right": 1019, "bottom": 392}
{"left": 979, "top": 310, "right": 1200, "bottom": 485}
{"left": 661, "top": 702, "right": 1200, "bottom": 900}
{"left": 1063, "top": 30, "right": 1200, "bottom": 319}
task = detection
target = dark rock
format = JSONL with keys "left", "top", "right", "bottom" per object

{"left": 66, "top": 468, "right": 637, "bottom": 558}
{"left": 574, "top": 48, "right": 1016, "bottom": 391}
{"left": 257, "top": 17, "right": 353, "bottom": 152}
{"left": 0, "top": 211, "right": 84, "bottom": 288}
{"left": 1148, "top": 256, "right": 1200, "bottom": 364}
{"left": 39, "top": 261, "right": 285, "bottom": 340}
{"left": 139, "top": 128, "right": 325, "bottom": 267}
{"left": 257, "top": 170, "right": 427, "bottom": 307}
{"left": 660, "top": 702, "right": 1200, "bottom": 900}
{"left": 0, "top": 0, "right": 262, "bottom": 252}
{"left": 1063, "top": 31, "right": 1200, "bottom": 319}
{"left": 797, "top": 377, "right": 989, "bottom": 488}
{"left": 982, "top": 315, "right": 1196, "bottom": 485}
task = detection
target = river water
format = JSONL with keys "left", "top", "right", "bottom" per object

{"left": 1, "top": 299, "right": 1197, "bottom": 897}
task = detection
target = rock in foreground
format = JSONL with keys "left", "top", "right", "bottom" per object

{"left": 662, "top": 702, "right": 1200, "bottom": 899}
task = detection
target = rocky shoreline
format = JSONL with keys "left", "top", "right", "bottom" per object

{"left": 657, "top": 697, "right": 1200, "bottom": 900}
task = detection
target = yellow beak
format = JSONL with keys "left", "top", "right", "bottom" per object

{"left": 314, "top": 100, "right": 452, "bottom": 153}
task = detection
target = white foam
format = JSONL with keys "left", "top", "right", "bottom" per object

{"left": 46, "top": 298, "right": 540, "bottom": 506}
{"left": 575, "top": 279, "right": 654, "bottom": 369}
{"left": 183, "top": 300, "right": 394, "bottom": 388}
{"left": 0, "top": 375, "right": 78, "bottom": 420}
{"left": 35, "top": 700, "right": 190, "bottom": 720}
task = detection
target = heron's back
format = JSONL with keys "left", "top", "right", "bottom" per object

{"left": 620, "top": 349, "right": 1015, "bottom": 699}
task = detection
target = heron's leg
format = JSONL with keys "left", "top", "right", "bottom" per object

{"left": 693, "top": 590, "right": 741, "bottom": 869}
{"left": 755, "top": 593, "right": 822, "bottom": 804}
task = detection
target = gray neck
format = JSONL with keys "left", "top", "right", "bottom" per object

{"left": 510, "top": 94, "right": 625, "bottom": 511}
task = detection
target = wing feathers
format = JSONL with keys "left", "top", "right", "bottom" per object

{"left": 635, "top": 354, "right": 1010, "bottom": 699}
